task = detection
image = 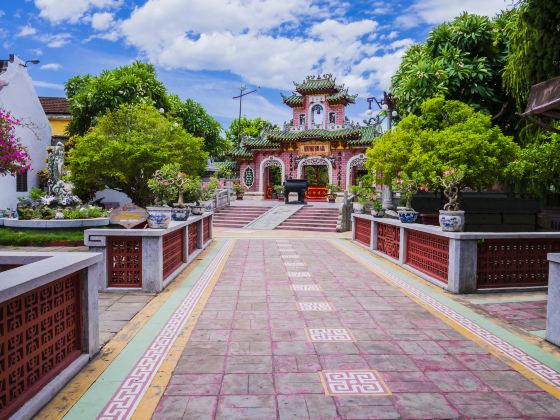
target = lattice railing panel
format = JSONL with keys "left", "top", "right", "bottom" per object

{"left": 477, "top": 239, "right": 560, "bottom": 288}
{"left": 203, "top": 218, "right": 210, "bottom": 244}
{"left": 355, "top": 218, "right": 371, "bottom": 246}
{"left": 406, "top": 230, "right": 449, "bottom": 283}
{"left": 163, "top": 229, "right": 184, "bottom": 279}
{"left": 377, "top": 223, "right": 400, "bottom": 259}
{"left": 107, "top": 237, "right": 142, "bottom": 287}
{"left": 188, "top": 223, "right": 198, "bottom": 255}
{"left": 0, "top": 272, "right": 82, "bottom": 418}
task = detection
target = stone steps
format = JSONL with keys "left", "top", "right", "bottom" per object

{"left": 213, "top": 206, "right": 270, "bottom": 228}
{"left": 275, "top": 206, "right": 339, "bottom": 232}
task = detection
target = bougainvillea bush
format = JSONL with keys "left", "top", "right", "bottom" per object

{"left": 0, "top": 109, "right": 30, "bottom": 176}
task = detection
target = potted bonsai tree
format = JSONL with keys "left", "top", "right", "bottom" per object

{"left": 273, "top": 185, "right": 284, "bottom": 201}
{"left": 233, "top": 181, "right": 245, "bottom": 200}
{"left": 326, "top": 183, "right": 341, "bottom": 203}
{"left": 434, "top": 168, "right": 465, "bottom": 232}
{"left": 147, "top": 164, "right": 179, "bottom": 228}
{"left": 391, "top": 171, "right": 426, "bottom": 223}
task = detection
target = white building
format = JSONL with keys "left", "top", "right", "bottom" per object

{"left": 0, "top": 55, "right": 51, "bottom": 209}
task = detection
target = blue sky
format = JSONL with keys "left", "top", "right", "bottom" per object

{"left": 1, "top": 0, "right": 512, "bottom": 129}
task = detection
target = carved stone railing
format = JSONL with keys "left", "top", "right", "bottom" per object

{"left": 0, "top": 251, "right": 101, "bottom": 419}
{"left": 85, "top": 213, "right": 213, "bottom": 293}
{"left": 352, "top": 214, "right": 560, "bottom": 293}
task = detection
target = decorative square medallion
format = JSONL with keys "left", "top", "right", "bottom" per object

{"left": 288, "top": 271, "right": 311, "bottom": 278}
{"left": 284, "top": 262, "right": 305, "bottom": 267}
{"left": 320, "top": 370, "right": 391, "bottom": 396}
{"left": 297, "top": 302, "right": 334, "bottom": 311}
{"left": 307, "top": 328, "right": 354, "bottom": 342}
{"left": 281, "top": 255, "right": 300, "bottom": 259}
{"left": 291, "top": 284, "right": 320, "bottom": 291}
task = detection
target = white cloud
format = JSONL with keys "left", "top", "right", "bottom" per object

{"left": 40, "top": 33, "right": 72, "bottom": 48}
{"left": 34, "top": 0, "right": 122, "bottom": 24}
{"left": 397, "top": 0, "right": 511, "bottom": 28}
{"left": 40, "top": 63, "right": 62, "bottom": 70}
{"left": 0, "top": 10, "right": 5, "bottom": 18}
{"left": 91, "top": 11, "right": 114, "bottom": 30}
{"left": 33, "top": 80, "right": 65, "bottom": 90}
{"left": 17, "top": 25, "right": 37, "bottom": 37}
{"left": 119, "top": 0, "right": 386, "bottom": 94}
{"left": 30, "top": 48, "right": 44, "bottom": 56}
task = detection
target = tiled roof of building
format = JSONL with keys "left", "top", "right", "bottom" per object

{"left": 266, "top": 127, "right": 362, "bottom": 142}
{"left": 295, "top": 75, "right": 337, "bottom": 94}
{"left": 243, "top": 136, "right": 281, "bottom": 149}
{"left": 282, "top": 95, "right": 304, "bottom": 107}
{"left": 228, "top": 147, "right": 253, "bottom": 159}
{"left": 327, "top": 89, "right": 357, "bottom": 105}
{"left": 39, "top": 96, "right": 70, "bottom": 115}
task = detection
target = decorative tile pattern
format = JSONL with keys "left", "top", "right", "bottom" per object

{"left": 284, "top": 262, "right": 305, "bottom": 267}
{"left": 291, "top": 284, "right": 320, "bottom": 291}
{"left": 288, "top": 271, "right": 311, "bottom": 278}
{"left": 345, "top": 243, "right": 560, "bottom": 390}
{"left": 320, "top": 370, "right": 390, "bottom": 395}
{"left": 98, "top": 240, "right": 233, "bottom": 420}
{"left": 308, "top": 328, "right": 354, "bottom": 342}
{"left": 297, "top": 302, "right": 334, "bottom": 311}
{"left": 281, "top": 255, "right": 300, "bottom": 259}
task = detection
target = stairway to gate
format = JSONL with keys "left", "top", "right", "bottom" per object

{"left": 275, "top": 205, "right": 339, "bottom": 232}
{"left": 213, "top": 205, "right": 270, "bottom": 228}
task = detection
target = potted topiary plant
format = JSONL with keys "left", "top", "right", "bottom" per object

{"left": 326, "top": 183, "right": 341, "bottom": 203}
{"left": 391, "top": 171, "right": 426, "bottom": 223}
{"left": 273, "top": 185, "right": 284, "bottom": 201}
{"left": 147, "top": 164, "right": 179, "bottom": 228}
{"left": 371, "top": 199, "right": 383, "bottom": 217}
{"left": 434, "top": 168, "right": 465, "bottom": 232}
{"left": 233, "top": 182, "right": 245, "bottom": 200}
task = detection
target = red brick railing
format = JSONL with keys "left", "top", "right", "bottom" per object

{"left": 355, "top": 217, "right": 371, "bottom": 246}
{"left": 188, "top": 223, "right": 198, "bottom": 255}
{"left": 0, "top": 272, "right": 82, "bottom": 418}
{"left": 477, "top": 239, "right": 560, "bottom": 288}
{"left": 203, "top": 217, "right": 210, "bottom": 244}
{"left": 406, "top": 230, "right": 449, "bottom": 283}
{"left": 163, "top": 229, "right": 185, "bottom": 279}
{"left": 377, "top": 223, "right": 400, "bottom": 259}
{"left": 107, "top": 237, "right": 142, "bottom": 287}
{"left": 352, "top": 214, "right": 560, "bottom": 293}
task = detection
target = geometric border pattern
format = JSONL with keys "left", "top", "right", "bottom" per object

{"left": 319, "top": 370, "right": 391, "bottom": 396}
{"left": 307, "top": 328, "right": 354, "bottom": 342}
{"left": 343, "top": 241, "right": 560, "bottom": 391}
{"left": 288, "top": 271, "right": 311, "bottom": 278}
{"left": 297, "top": 302, "right": 334, "bottom": 311}
{"left": 97, "top": 240, "right": 233, "bottom": 420}
{"left": 291, "top": 284, "right": 321, "bottom": 291}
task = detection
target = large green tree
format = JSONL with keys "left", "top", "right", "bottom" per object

{"left": 225, "top": 116, "right": 278, "bottom": 145}
{"left": 66, "top": 61, "right": 169, "bottom": 136}
{"left": 391, "top": 13, "right": 510, "bottom": 118}
{"left": 503, "top": 0, "right": 560, "bottom": 109}
{"left": 366, "top": 97, "right": 519, "bottom": 189}
{"left": 168, "top": 95, "right": 229, "bottom": 157}
{"left": 68, "top": 103, "right": 207, "bottom": 206}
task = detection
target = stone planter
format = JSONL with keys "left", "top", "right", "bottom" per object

{"left": 201, "top": 200, "right": 214, "bottom": 212}
{"left": 172, "top": 207, "right": 190, "bottom": 222}
{"left": 398, "top": 210, "right": 418, "bottom": 223}
{"left": 190, "top": 205, "right": 204, "bottom": 216}
{"left": 327, "top": 193, "right": 337, "bottom": 203}
{"left": 439, "top": 210, "right": 465, "bottom": 232}
{"left": 146, "top": 206, "right": 172, "bottom": 229}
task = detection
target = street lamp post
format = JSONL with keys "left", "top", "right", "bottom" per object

{"left": 232, "top": 85, "right": 257, "bottom": 144}
{"left": 365, "top": 92, "right": 398, "bottom": 212}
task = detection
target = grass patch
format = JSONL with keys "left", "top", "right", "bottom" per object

{"left": 0, "top": 227, "right": 86, "bottom": 246}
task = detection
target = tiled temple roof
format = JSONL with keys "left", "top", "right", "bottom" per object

{"left": 283, "top": 74, "right": 356, "bottom": 108}
{"left": 267, "top": 127, "right": 362, "bottom": 142}
{"left": 295, "top": 75, "right": 337, "bottom": 95}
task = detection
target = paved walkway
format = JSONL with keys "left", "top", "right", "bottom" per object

{"left": 38, "top": 234, "right": 560, "bottom": 419}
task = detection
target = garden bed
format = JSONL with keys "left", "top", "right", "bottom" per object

{"left": 0, "top": 227, "right": 91, "bottom": 246}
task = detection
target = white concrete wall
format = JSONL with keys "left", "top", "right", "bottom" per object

{"left": 0, "top": 56, "right": 51, "bottom": 208}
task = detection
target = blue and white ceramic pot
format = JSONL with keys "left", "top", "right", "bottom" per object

{"left": 172, "top": 207, "right": 190, "bottom": 221}
{"left": 190, "top": 205, "right": 204, "bottom": 215}
{"left": 146, "top": 206, "right": 172, "bottom": 229}
{"left": 439, "top": 210, "right": 465, "bottom": 232}
{"left": 398, "top": 209, "right": 418, "bottom": 223}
